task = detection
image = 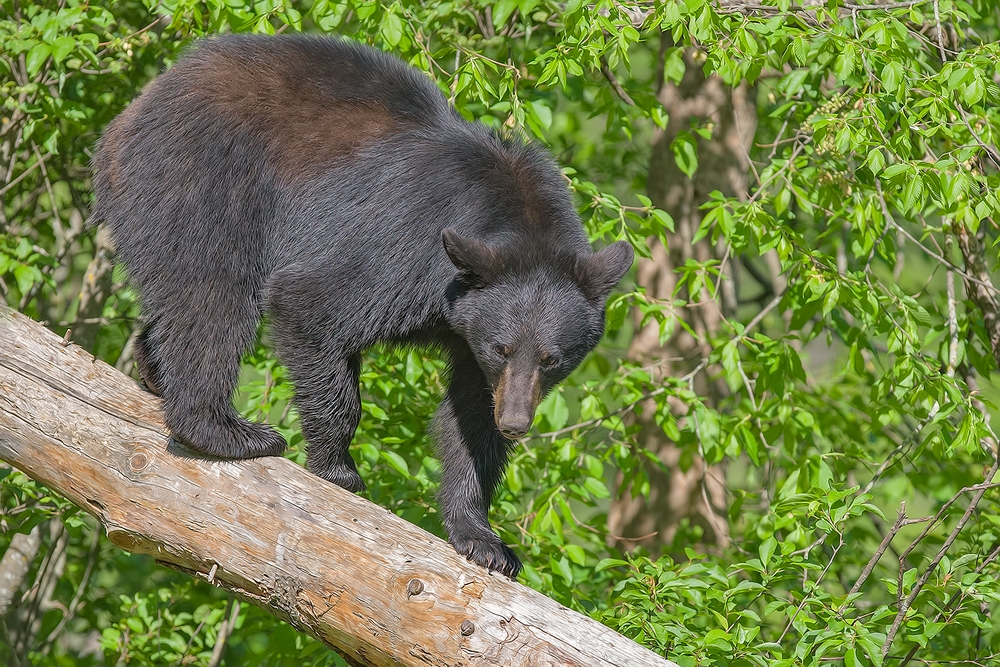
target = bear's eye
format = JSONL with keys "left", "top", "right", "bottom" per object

{"left": 540, "top": 354, "right": 559, "bottom": 368}
{"left": 494, "top": 344, "right": 510, "bottom": 358}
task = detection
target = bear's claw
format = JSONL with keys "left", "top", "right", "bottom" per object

{"left": 312, "top": 463, "right": 367, "bottom": 494}
{"left": 450, "top": 535, "right": 522, "bottom": 578}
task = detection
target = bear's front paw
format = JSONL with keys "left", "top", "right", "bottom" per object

{"left": 311, "top": 463, "right": 367, "bottom": 494}
{"left": 449, "top": 534, "right": 522, "bottom": 578}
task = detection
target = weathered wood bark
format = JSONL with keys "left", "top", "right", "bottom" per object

{"left": 0, "top": 307, "right": 676, "bottom": 667}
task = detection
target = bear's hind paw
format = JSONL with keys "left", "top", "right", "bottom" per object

{"left": 169, "top": 415, "right": 286, "bottom": 460}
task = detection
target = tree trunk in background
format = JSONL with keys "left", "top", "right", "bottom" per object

{"left": 0, "top": 526, "right": 41, "bottom": 617}
{"left": 71, "top": 227, "right": 115, "bottom": 353}
{"left": 609, "top": 43, "right": 757, "bottom": 553}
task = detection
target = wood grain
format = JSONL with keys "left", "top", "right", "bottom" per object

{"left": 0, "top": 307, "right": 676, "bottom": 667}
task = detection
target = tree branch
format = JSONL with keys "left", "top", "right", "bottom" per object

{"left": 599, "top": 57, "right": 635, "bottom": 105}
{"left": 881, "top": 457, "right": 1000, "bottom": 656}
{"left": 0, "top": 307, "right": 674, "bottom": 667}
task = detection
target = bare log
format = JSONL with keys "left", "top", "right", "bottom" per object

{"left": 0, "top": 307, "right": 675, "bottom": 667}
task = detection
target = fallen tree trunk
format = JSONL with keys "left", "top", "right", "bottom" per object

{"left": 0, "top": 307, "right": 676, "bottom": 667}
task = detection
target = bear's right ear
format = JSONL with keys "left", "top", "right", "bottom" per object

{"left": 442, "top": 229, "right": 503, "bottom": 282}
{"left": 574, "top": 241, "right": 635, "bottom": 303}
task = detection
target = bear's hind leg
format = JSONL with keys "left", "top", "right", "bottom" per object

{"left": 154, "top": 294, "right": 286, "bottom": 460}
{"left": 132, "top": 325, "right": 163, "bottom": 396}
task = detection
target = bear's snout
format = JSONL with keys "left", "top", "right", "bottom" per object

{"left": 493, "top": 364, "right": 541, "bottom": 439}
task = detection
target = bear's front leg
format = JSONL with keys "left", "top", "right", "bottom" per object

{"left": 434, "top": 347, "right": 521, "bottom": 578}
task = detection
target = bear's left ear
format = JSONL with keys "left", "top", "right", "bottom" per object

{"left": 442, "top": 228, "right": 504, "bottom": 283}
{"left": 574, "top": 241, "right": 634, "bottom": 303}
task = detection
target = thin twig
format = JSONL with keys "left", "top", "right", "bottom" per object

{"left": 860, "top": 413, "right": 932, "bottom": 497}
{"left": 534, "top": 386, "right": 667, "bottom": 439}
{"left": 207, "top": 599, "right": 240, "bottom": 667}
{"left": 874, "top": 181, "right": 1000, "bottom": 297}
{"left": 38, "top": 526, "right": 100, "bottom": 657}
{"left": 954, "top": 221, "right": 1000, "bottom": 368}
{"left": 600, "top": 57, "right": 634, "bottom": 105}
{"left": 848, "top": 502, "right": 906, "bottom": 597}
{"left": 882, "top": 456, "right": 1000, "bottom": 656}
{"left": 932, "top": 0, "right": 947, "bottom": 61}
{"left": 0, "top": 151, "right": 47, "bottom": 197}
{"left": 898, "top": 542, "right": 1000, "bottom": 667}
{"left": 532, "top": 359, "right": 709, "bottom": 440}
{"left": 945, "top": 229, "right": 958, "bottom": 377}
{"left": 744, "top": 293, "right": 782, "bottom": 334}
{"left": 778, "top": 535, "right": 844, "bottom": 644}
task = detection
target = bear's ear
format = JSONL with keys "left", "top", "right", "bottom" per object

{"left": 574, "top": 241, "right": 634, "bottom": 303}
{"left": 442, "top": 228, "right": 503, "bottom": 282}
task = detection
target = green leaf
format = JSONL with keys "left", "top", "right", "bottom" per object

{"left": 26, "top": 43, "right": 51, "bottom": 76}
{"left": 381, "top": 450, "right": 410, "bottom": 477}
{"left": 595, "top": 558, "right": 630, "bottom": 572}
{"left": 13, "top": 264, "right": 39, "bottom": 294}
{"left": 867, "top": 148, "right": 886, "bottom": 175}
{"left": 651, "top": 208, "right": 675, "bottom": 233}
{"left": 492, "top": 0, "right": 519, "bottom": 29}
{"left": 565, "top": 544, "right": 586, "bottom": 566}
{"left": 518, "top": 0, "right": 540, "bottom": 16}
{"left": 583, "top": 477, "right": 609, "bottom": 498}
{"left": 404, "top": 351, "right": 422, "bottom": 385}
{"left": 539, "top": 391, "right": 569, "bottom": 431}
{"left": 882, "top": 61, "right": 903, "bottom": 94}
{"left": 720, "top": 340, "right": 742, "bottom": 392}
{"left": 835, "top": 44, "right": 856, "bottom": 81}
{"left": 554, "top": 556, "right": 574, "bottom": 585}
{"left": 881, "top": 163, "right": 910, "bottom": 180}
{"left": 671, "top": 131, "right": 698, "bottom": 179}
{"left": 759, "top": 536, "right": 777, "bottom": 568}
{"left": 363, "top": 401, "right": 388, "bottom": 421}
{"left": 526, "top": 99, "right": 552, "bottom": 132}
{"left": 50, "top": 36, "right": 75, "bottom": 64}
{"left": 381, "top": 11, "right": 403, "bottom": 47}
{"left": 254, "top": 16, "right": 276, "bottom": 35}
{"left": 963, "top": 75, "right": 985, "bottom": 106}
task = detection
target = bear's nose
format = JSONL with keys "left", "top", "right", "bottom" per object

{"left": 498, "top": 418, "right": 530, "bottom": 440}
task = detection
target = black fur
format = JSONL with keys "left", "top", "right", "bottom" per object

{"left": 93, "top": 34, "right": 633, "bottom": 578}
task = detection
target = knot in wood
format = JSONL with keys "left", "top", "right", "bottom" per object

{"left": 128, "top": 451, "right": 150, "bottom": 472}
{"left": 406, "top": 578, "right": 424, "bottom": 597}
{"left": 107, "top": 529, "right": 141, "bottom": 550}
{"left": 460, "top": 620, "right": 475, "bottom": 636}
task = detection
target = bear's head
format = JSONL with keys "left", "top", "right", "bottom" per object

{"left": 442, "top": 228, "right": 633, "bottom": 439}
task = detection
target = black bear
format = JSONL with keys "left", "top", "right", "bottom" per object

{"left": 93, "top": 34, "right": 633, "bottom": 577}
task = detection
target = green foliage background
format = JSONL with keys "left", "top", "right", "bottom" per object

{"left": 3, "top": 0, "right": 1000, "bottom": 665}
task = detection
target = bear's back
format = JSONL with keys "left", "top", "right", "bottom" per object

{"left": 175, "top": 35, "right": 449, "bottom": 127}
{"left": 97, "top": 35, "right": 451, "bottom": 198}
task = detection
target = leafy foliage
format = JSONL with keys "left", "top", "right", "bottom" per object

{"left": 3, "top": 0, "right": 1000, "bottom": 665}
